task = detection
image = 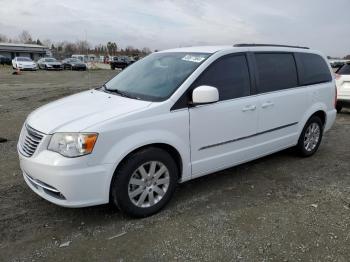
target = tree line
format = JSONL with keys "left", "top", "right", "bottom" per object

{"left": 0, "top": 30, "right": 152, "bottom": 59}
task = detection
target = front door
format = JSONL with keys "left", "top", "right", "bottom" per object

{"left": 189, "top": 54, "right": 259, "bottom": 177}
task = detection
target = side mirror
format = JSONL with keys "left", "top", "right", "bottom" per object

{"left": 192, "top": 85, "right": 219, "bottom": 105}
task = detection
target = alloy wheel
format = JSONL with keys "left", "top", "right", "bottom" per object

{"left": 128, "top": 161, "right": 170, "bottom": 208}
{"left": 304, "top": 122, "right": 320, "bottom": 152}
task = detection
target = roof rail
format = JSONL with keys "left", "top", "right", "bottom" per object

{"left": 234, "top": 44, "right": 310, "bottom": 49}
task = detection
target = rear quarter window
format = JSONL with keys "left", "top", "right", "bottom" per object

{"left": 337, "top": 64, "right": 350, "bottom": 75}
{"left": 296, "top": 53, "right": 332, "bottom": 85}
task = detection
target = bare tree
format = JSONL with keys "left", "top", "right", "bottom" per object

{"left": 141, "top": 47, "right": 151, "bottom": 55}
{"left": 64, "top": 42, "right": 78, "bottom": 57}
{"left": 76, "top": 40, "right": 90, "bottom": 54}
{"left": 18, "top": 30, "right": 33, "bottom": 44}
{"left": 42, "top": 39, "right": 52, "bottom": 48}
{"left": 0, "top": 34, "right": 8, "bottom": 42}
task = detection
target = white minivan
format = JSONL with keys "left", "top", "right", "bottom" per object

{"left": 18, "top": 44, "right": 337, "bottom": 217}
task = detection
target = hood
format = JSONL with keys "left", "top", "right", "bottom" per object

{"left": 26, "top": 90, "right": 152, "bottom": 134}
{"left": 18, "top": 61, "right": 35, "bottom": 65}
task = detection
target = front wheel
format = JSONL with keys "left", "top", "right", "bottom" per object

{"left": 296, "top": 116, "right": 323, "bottom": 157}
{"left": 110, "top": 147, "right": 178, "bottom": 217}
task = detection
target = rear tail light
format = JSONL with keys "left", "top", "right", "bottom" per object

{"left": 335, "top": 74, "right": 341, "bottom": 80}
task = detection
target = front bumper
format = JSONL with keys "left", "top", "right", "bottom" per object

{"left": 18, "top": 147, "right": 113, "bottom": 207}
{"left": 72, "top": 65, "right": 87, "bottom": 70}
{"left": 46, "top": 65, "right": 63, "bottom": 70}
{"left": 18, "top": 66, "right": 37, "bottom": 71}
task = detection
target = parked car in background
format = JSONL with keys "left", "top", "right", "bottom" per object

{"left": 110, "top": 56, "right": 134, "bottom": 70}
{"left": 0, "top": 55, "right": 11, "bottom": 65}
{"left": 12, "top": 57, "right": 37, "bottom": 71}
{"left": 99, "top": 56, "right": 104, "bottom": 63}
{"left": 335, "top": 62, "right": 350, "bottom": 112}
{"left": 37, "top": 57, "right": 63, "bottom": 70}
{"left": 62, "top": 58, "right": 87, "bottom": 71}
{"left": 18, "top": 44, "right": 336, "bottom": 218}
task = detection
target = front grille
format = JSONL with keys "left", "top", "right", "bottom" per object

{"left": 20, "top": 125, "right": 44, "bottom": 157}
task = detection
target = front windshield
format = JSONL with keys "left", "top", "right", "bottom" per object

{"left": 17, "top": 57, "right": 31, "bottom": 62}
{"left": 104, "top": 52, "right": 210, "bottom": 101}
{"left": 45, "top": 58, "right": 56, "bottom": 62}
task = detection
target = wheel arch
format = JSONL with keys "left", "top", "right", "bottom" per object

{"left": 311, "top": 110, "right": 326, "bottom": 127}
{"left": 299, "top": 103, "right": 327, "bottom": 135}
{"left": 115, "top": 143, "right": 183, "bottom": 178}
{"left": 108, "top": 142, "right": 184, "bottom": 201}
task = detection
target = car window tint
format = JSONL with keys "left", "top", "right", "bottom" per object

{"left": 297, "top": 53, "right": 332, "bottom": 85}
{"left": 193, "top": 55, "right": 250, "bottom": 101}
{"left": 337, "top": 63, "right": 350, "bottom": 75}
{"left": 255, "top": 53, "right": 298, "bottom": 93}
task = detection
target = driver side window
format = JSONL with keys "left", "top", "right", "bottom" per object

{"left": 193, "top": 54, "right": 251, "bottom": 101}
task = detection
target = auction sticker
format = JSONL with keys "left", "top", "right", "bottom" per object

{"left": 182, "top": 55, "right": 206, "bottom": 63}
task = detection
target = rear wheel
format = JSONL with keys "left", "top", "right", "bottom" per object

{"left": 296, "top": 116, "right": 323, "bottom": 157}
{"left": 110, "top": 147, "right": 178, "bottom": 217}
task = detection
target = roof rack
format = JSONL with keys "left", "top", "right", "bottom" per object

{"left": 234, "top": 44, "right": 310, "bottom": 49}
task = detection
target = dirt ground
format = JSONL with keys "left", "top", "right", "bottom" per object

{"left": 1, "top": 67, "right": 350, "bottom": 262}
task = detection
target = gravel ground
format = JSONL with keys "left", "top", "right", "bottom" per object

{"left": 0, "top": 67, "right": 350, "bottom": 262}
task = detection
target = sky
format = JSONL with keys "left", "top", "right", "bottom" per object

{"left": 0, "top": 0, "right": 349, "bottom": 57}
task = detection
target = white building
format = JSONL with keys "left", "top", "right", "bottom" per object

{"left": 0, "top": 43, "right": 50, "bottom": 61}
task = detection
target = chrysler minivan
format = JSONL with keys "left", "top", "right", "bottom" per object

{"left": 18, "top": 44, "right": 337, "bottom": 217}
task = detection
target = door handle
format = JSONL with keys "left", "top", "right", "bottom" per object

{"left": 242, "top": 105, "right": 256, "bottom": 112}
{"left": 262, "top": 101, "right": 274, "bottom": 108}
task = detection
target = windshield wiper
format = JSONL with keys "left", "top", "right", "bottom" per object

{"left": 102, "top": 84, "right": 141, "bottom": 100}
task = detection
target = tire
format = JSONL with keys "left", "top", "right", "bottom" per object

{"left": 336, "top": 104, "right": 342, "bottom": 113}
{"left": 296, "top": 116, "right": 323, "bottom": 157}
{"left": 110, "top": 147, "right": 178, "bottom": 217}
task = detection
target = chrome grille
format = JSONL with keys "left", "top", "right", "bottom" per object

{"left": 20, "top": 125, "right": 44, "bottom": 157}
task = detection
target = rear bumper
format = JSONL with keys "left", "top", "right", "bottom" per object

{"left": 325, "top": 109, "right": 337, "bottom": 132}
{"left": 18, "top": 148, "right": 113, "bottom": 207}
{"left": 337, "top": 99, "right": 350, "bottom": 107}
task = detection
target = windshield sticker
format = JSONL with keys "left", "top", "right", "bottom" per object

{"left": 182, "top": 55, "right": 206, "bottom": 63}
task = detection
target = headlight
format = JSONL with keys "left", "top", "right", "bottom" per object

{"left": 47, "top": 64, "right": 52, "bottom": 67}
{"left": 48, "top": 133, "right": 98, "bottom": 157}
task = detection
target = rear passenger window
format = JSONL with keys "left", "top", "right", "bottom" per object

{"left": 255, "top": 53, "right": 298, "bottom": 93}
{"left": 194, "top": 55, "right": 250, "bottom": 101}
{"left": 296, "top": 53, "right": 332, "bottom": 85}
